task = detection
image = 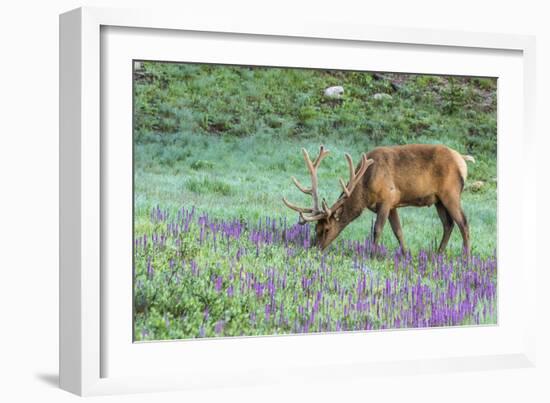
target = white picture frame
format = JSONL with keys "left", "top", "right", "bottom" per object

{"left": 59, "top": 6, "right": 537, "bottom": 396}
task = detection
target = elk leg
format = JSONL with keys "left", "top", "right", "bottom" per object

{"left": 439, "top": 195, "right": 470, "bottom": 254}
{"left": 373, "top": 204, "right": 390, "bottom": 247}
{"left": 388, "top": 209, "right": 406, "bottom": 251}
{"left": 435, "top": 201, "right": 454, "bottom": 253}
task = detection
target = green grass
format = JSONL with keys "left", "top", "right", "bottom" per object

{"left": 134, "top": 133, "right": 496, "bottom": 257}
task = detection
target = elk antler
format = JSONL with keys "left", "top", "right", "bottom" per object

{"left": 282, "top": 145, "right": 330, "bottom": 224}
{"left": 283, "top": 146, "right": 374, "bottom": 224}
{"left": 324, "top": 153, "right": 374, "bottom": 217}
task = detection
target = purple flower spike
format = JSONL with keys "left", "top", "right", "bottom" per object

{"left": 215, "top": 276, "right": 223, "bottom": 292}
{"left": 214, "top": 321, "right": 224, "bottom": 335}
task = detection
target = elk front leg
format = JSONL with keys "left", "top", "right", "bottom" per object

{"left": 388, "top": 208, "right": 406, "bottom": 251}
{"left": 373, "top": 204, "right": 391, "bottom": 247}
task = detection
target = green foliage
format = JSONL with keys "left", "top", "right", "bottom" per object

{"left": 186, "top": 177, "right": 233, "bottom": 196}
{"left": 441, "top": 77, "right": 467, "bottom": 115}
{"left": 190, "top": 159, "right": 214, "bottom": 170}
{"left": 135, "top": 64, "right": 496, "bottom": 160}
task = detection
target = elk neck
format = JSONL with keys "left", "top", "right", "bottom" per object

{"left": 338, "top": 191, "right": 365, "bottom": 225}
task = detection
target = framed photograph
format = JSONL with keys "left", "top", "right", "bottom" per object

{"left": 60, "top": 7, "right": 537, "bottom": 396}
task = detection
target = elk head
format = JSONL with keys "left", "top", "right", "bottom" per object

{"left": 282, "top": 145, "right": 374, "bottom": 250}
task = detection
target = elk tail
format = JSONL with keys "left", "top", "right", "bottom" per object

{"left": 462, "top": 155, "right": 475, "bottom": 163}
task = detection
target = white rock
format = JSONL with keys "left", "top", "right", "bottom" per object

{"left": 373, "top": 93, "right": 392, "bottom": 101}
{"left": 469, "top": 180, "right": 485, "bottom": 192}
{"left": 324, "top": 86, "right": 344, "bottom": 98}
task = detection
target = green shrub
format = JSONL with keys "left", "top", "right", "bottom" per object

{"left": 190, "top": 160, "right": 214, "bottom": 171}
{"left": 186, "top": 177, "right": 232, "bottom": 196}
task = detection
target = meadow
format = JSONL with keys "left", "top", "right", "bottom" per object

{"left": 133, "top": 62, "right": 497, "bottom": 340}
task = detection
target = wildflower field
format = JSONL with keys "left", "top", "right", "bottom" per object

{"left": 133, "top": 62, "right": 497, "bottom": 341}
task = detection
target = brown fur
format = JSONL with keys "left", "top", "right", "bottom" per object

{"left": 316, "top": 144, "right": 473, "bottom": 253}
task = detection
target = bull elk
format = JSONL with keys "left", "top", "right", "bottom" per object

{"left": 282, "top": 144, "right": 475, "bottom": 254}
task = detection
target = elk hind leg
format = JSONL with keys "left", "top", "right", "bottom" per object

{"left": 439, "top": 194, "right": 470, "bottom": 254}
{"left": 435, "top": 201, "right": 454, "bottom": 253}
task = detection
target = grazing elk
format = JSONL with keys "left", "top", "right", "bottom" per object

{"left": 282, "top": 144, "right": 475, "bottom": 254}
